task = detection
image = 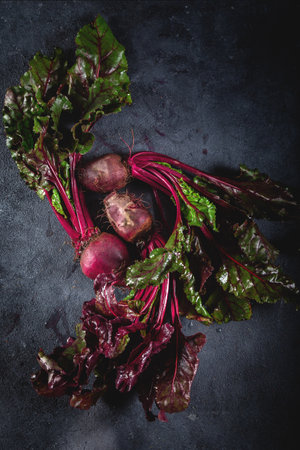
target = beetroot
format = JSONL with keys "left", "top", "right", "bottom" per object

{"left": 104, "top": 192, "right": 153, "bottom": 243}
{"left": 80, "top": 232, "right": 130, "bottom": 279}
{"left": 78, "top": 154, "right": 129, "bottom": 193}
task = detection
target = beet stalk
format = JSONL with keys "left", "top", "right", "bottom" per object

{"left": 3, "top": 16, "right": 132, "bottom": 280}
{"left": 79, "top": 149, "right": 299, "bottom": 317}
{"left": 32, "top": 231, "right": 206, "bottom": 422}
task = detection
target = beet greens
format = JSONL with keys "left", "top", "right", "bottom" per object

{"left": 32, "top": 169, "right": 298, "bottom": 420}
{"left": 27, "top": 144, "right": 300, "bottom": 419}
{"left": 3, "top": 15, "right": 132, "bottom": 277}
{"left": 4, "top": 13, "right": 300, "bottom": 424}
{"left": 32, "top": 232, "right": 206, "bottom": 420}
{"left": 125, "top": 151, "right": 299, "bottom": 322}
{"left": 79, "top": 149, "right": 299, "bottom": 321}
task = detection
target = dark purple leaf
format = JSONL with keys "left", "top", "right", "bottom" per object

{"left": 93, "top": 273, "right": 139, "bottom": 321}
{"left": 189, "top": 232, "right": 214, "bottom": 293}
{"left": 137, "top": 368, "right": 157, "bottom": 422}
{"left": 31, "top": 324, "right": 100, "bottom": 397}
{"left": 199, "top": 165, "right": 300, "bottom": 220}
{"left": 82, "top": 298, "right": 144, "bottom": 359}
{"left": 69, "top": 358, "right": 114, "bottom": 410}
{"left": 154, "top": 329, "right": 206, "bottom": 415}
{"left": 69, "top": 386, "right": 105, "bottom": 410}
{"left": 115, "top": 323, "right": 174, "bottom": 392}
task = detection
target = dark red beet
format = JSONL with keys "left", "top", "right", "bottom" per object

{"left": 78, "top": 154, "right": 129, "bottom": 193}
{"left": 80, "top": 232, "right": 129, "bottom": 279}
{"left": 104, "top": 192, "right": 153, "bottom": 243}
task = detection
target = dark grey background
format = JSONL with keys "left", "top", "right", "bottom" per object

{"left": 0, "top": 1, "right": 299, "bottom": 449}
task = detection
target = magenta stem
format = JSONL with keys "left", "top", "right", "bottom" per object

{"left": 104, "top": 291, "right": 118, "bottom": 318}
{"left": 132, "top": 151, "right": 252, "bottom": 196}
{"left": 155, "top": 275, "right": 170, "bottom": 329}
{"left": 141, "top": 286, "right": 159, "bottom": 314}
{"left": 172, "top": 278, "right": 181, "bottom": 325}
{"left": 146, "top": 167, "right": 182, "bottom": 231}
{"left": 153, "top": 234, "right": 166, "bottom": 247}
{"left": 70, "top": 153, "right": 87, "bottom": 236}
{"left": 78, "top": 189, "right": 94, "bottom": 229}
{"left": 44, "top": 156, "right": 80, "bottom": 232}
{"left": 170, "top": 322, "right": 180, "bottom": 388}
{"left": 138, "top": 286, "right": 154, "bottom": 303}
{"left": 152, "top": 188, "right": 170, "bottom": 232}
{"left": 131, "top": 163, "right": 170, "bottom": 196}
{"left": 131, "top": 151, "right": 211, "bottom": 179}
{"left": 143, "top": 161, "right": 232, "bottom": 210}
{"left": 134, "top": 289, "right": 145, "bottom": 302}
{"left": 44, "top": 190, "right": 80, "bottom": 241}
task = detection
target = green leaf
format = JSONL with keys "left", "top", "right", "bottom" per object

{"left": 50, "top": 94, "right": 73, "bottom": 131}
{"left": 177, "top": 178, "right": 218, "bottom": 231}
{"left": 3, "top": 16, "right": 132, "bottom": 204}
{"left": 235, "top": 164, "right": 300, "bottom": 219}
{"left": 216, "top": 257, "right": 299, "bottom": 306}
{"left": 33, "top": 115, "right": 49, "bottom": 134}
{"left": 216, "top": 219, "right": 299, "bottom": 307}
{"left": 51, "top": 187, "right": 67, "bottom": 217}
{"left": 3, "top": 85, "right": 53, "bottom": 193}
{"left": 3, "top": 84, "right": 73, "bottom": 198}
{"left": 3, "top": 83, "right": 69, "bottom": 194}
{"left": 21, "top": 48, "right": 67, "bottom": 103}
{"left": 68, "top": 14, "right": 132, "bottom": 131}
{"left": 126, "top": 226, "right": 190, "bottom": 289}
{"left": 192, "top": 175, "right": 234, "bottom": 210}
{"left": 176, "top": 254, "right": 211, "bottom": 320}
{"left": 71, "top": 124, "right": 95, "bottom": 155}
{"left": 188, "top": 231, "right": 214, "bottom": 293}
{"left": 233, "top": 219, "right": 279, "bottom": 265}
{"left": 126, "top": 226, "right": 211, "bottom": 319}
{"left": 178, "top": 297, "right": 207, "bottom": 323}
{"left": 3, "top": 86, "right": 40, "bottom": 152}
{"left": 126, "top": 247, "right": 175, "bottom": 289}
{"left": 205, "top": 288, "right": 252, "bottom": 323}
{"left": 63, "top": 324, "right": 87, "bottom": 359}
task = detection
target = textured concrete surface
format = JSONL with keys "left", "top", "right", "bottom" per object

{"left": 0, "top": 1, "right": 299, "bottom": 449}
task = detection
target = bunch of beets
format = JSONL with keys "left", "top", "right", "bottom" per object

{"left": 3, "top": 15, "right": 299, "bottom": 421}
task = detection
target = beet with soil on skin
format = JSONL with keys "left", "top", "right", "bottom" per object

{"left": 78, "top": 154, "right": 129, "bottom": 193}
{"left": 104, "top": 191, "right": 153, "bottom": 243}
{"left": 80, "top": 232, "right": 130, "bottom": 280}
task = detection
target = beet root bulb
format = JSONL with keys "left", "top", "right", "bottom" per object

{"left": 80, "top": 232, "right": 129, "bottom": 279}
{"left": 104, "top": 192, "right": 153, "bottom": 243}
{"left": 78, "top": 154, "right": 129, "bottom": 193}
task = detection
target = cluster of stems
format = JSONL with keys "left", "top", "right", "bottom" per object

{"left": 37, "top": 131, "right": 98, "bottom": 252}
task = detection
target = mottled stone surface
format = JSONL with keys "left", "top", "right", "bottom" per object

{"left": 0, "top": 1, "right": 299, "bottom": 449}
